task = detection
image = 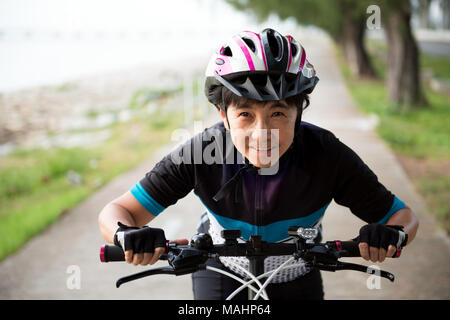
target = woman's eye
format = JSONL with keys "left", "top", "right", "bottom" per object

{"left": 239, "top": 112, "right": 250, "bottom": 117}
{"left": 272, "top": 111, "right": 284, "bottom": 117}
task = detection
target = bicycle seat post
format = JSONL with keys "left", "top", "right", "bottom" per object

{"left": 248, "top": 235, "right": 265, "bottom": 300}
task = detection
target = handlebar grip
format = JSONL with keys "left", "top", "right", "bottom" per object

{"left": 100, "top": 244, "right": 171, "bottom": 263}
{"left": 100, "top": 244, "right": 125, "bottom": 262}
{"left": 331, "top": 241, "right": 402, "bottom": 258}
{"left": 332, "top": 241, "right": 361, "bottom": 257}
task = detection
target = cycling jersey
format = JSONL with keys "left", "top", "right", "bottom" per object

{"left": 130, "top": 121, "right": 405, "bottom": 282}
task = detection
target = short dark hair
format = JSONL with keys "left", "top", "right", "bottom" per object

{"left": 218, "top": 86, "right": 310, "bottom": 121}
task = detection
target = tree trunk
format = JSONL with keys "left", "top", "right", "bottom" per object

{"left": 441, "top": 0, "right": 450, "bottom": 30}
{"left": 417, "top": 0, "right": 432, "bottom": 29}
{"left": 340, "top": 17, "right": 378, "bottom": 79}
{"left": 383, "top": 1, "right": 428, "bottom": 109}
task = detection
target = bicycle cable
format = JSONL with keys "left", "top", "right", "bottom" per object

{"left": 205, "top": 266, "right": 269, "bottom": 300}
{"left": 253, "top": 256, "right": 296, "bottom": 300}
{"left": 225, "top": 261, "right": 307, "bottom": 300}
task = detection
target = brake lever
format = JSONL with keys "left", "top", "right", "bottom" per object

{"left": 308, "top": 260, "right": 395, "bottom": 282}
{"left": 116, "top": 265, "right": 203, "bottom": 288}
{"left": 336, "top": 261, "right": 395, "bottom": 282}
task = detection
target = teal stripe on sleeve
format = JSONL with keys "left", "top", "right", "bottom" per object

{"left": 377, "top": 196, "right": 405, "bottom": 225}
{"left": 130, "top": 182, "right": 166, "bottom": 216}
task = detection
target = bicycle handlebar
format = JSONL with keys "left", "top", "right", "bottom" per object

{"left": 100, "top": 240, "right": 365, "bottom": 263}
{"left": 100, "top": 227, "right": 398, "bottom": 289}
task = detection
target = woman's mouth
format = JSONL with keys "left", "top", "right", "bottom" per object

{"left": 249, "top": 146, "right": 277, "bottom": 156}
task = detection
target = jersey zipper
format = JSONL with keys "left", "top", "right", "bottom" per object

{"left": 254, "top": 173, "right": 263, "bottom": 237}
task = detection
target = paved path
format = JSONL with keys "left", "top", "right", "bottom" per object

{"left": 299, "top": 33, "right": 450, "bottom": 299}
{"left": 419, "top": 41, "right": 450, "bottom": 57}
{"left": 1, "top": 32, "right": 449, "bottom": 300}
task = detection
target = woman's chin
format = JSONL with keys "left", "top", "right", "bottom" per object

{"left": 247, "top": 153, "right": 279, "bottom": 168}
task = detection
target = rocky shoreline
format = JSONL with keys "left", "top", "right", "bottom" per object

{"left": 0, "top": 56, "right": 208, "bottom": 152}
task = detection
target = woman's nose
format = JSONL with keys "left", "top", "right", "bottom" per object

{"left": 251, "top": 120, "right": 271, "bottom": 146}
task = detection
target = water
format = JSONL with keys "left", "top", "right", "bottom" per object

{"left": 0, "top": 0, "right": 296, "bottom": 93}
{"left": 0, "top": 0, "right": 301, "bottom": 155}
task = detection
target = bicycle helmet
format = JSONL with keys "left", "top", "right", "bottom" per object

{"left": 205, "top": 28, "right": 319, "bottom": 110}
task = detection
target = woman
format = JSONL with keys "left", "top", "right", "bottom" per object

{"left": 98, "top": 28, "right": 419, "bottom": 300}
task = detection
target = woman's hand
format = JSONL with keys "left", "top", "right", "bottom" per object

{"left": 356, "top": 223, "right": 408, "bottom": 263}
{"left": 127, "top": 238, "right": 189, "bottom": 266}
{"left": 114, "top": 222, "right": 188, "bottom": 266}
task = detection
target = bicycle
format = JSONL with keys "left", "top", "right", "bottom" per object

{"left": 100, "top": 226, "right": 397, "bottom": 300}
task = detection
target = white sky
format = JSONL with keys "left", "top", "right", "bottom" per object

{"left": 0, "top": 0, "right": 301, "bottom": 92}
{"left": 0, "top": 0, "right": 255, "bottom": 31}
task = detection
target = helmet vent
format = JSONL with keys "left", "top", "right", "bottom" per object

{"left": 259, "top": 88, "right": 269, "bottom": 96}
{"left": 242, "top": 37, "right": 256, "bottom": 53}
{"left": 267, "top": 31, "right": 282, "bottom": 61}
{"left": 291, "top": 43, "right": 298, "bottom": 57}
{"left": 288, "top": 82, "right": 296, "bottom": 92}
{"left": 239, "top": 87, "right": 249, "bottom": 94}
{"left": 221, "top": 46, "right": 233, "bottom": 57}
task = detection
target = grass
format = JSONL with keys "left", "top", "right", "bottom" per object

{"left": 0, "top": 94, "right": 185, "bottom": 262}
{"left": 335, "top": 39, "right": 450, "bottom": 233}
{"left": 421, "top": 52, "right": 450, "bottom": 79}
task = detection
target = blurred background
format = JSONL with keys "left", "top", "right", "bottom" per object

{"left": 0, "top": 0, "right": 449, "bottom": 299}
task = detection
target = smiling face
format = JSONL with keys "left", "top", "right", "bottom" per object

{"left": 219, "top": 99, "right": 298, "bottom": 168}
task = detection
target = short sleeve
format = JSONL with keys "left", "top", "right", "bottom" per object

{"left": 330, "top": 135, "right": 405, "bottom": 224}
{"left": 130, "top": 139, "right": 197, "bottom": 216}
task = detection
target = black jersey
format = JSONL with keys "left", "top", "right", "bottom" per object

{"left": 131, "top": 120, "right": 404, "bottom": 239}
{"left": 130, "top": 120, "right": 405, "bottom": 282}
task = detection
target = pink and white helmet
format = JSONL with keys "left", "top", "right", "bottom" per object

{"left": 205, "top": 28, "right": 319, "bottom": 107}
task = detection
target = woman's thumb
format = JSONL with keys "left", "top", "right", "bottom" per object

{"left": 168, "top": 238, "right": 189, "bottom": 245}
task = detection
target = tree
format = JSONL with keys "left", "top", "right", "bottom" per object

{"left": 226, "top": 0, "right": 377, "bottom": 79}
{"left": 227, "top": 0, "right": 428, "bottom": 109}
{"left": 379, "top": 0, "right": 428, "bottom": 108}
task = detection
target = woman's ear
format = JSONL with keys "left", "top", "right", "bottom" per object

{"left": 218, "top": 105, "right": 229, "bottom": 130}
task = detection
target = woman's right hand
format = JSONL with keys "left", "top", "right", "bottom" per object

{"left": 113, "top": 222, "right": 188, "bottom": 265}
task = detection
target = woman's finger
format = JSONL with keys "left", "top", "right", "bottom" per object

{"left": 125, "top": 250, "right": 134, "bottom": 264}
{"left": 132, "top": 253, "right": 143, "bottom": 266}
{"left": 359, "top": 242, "right": 370, "bottom": 261}
{"left": 169, "top": 238, "right": 189, "bottom": 245}
{"left": 149, "top": 247, "right": 165, "bottom": 265}
{"left": 369, "top": 246, "right": 379, "bottom": 263}
{"left": 378, "top": 248, "right": 387, "bottom": 262}
{"left": 387, "top": 245, "right": 397, "bottom": 258}
{"left": 141, "top": 252, "right": 153, "bottom": 266}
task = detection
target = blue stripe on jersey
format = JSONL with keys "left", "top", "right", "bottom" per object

{"left": 377, "top": 196, "right": 405, "bottom": 224}
{"left": 199, "top": 196, "right": 330, "bottom": 242}
{"left": 130, "top": 182, "right": 166, "bottom": 216}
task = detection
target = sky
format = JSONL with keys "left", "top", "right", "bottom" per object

{"left": 0, "top": 0, "right": 300, "bottom": 91}
{"left": 0, "top": 1, "right": 234, "bottom": 90}
{"left": 0, "top": 0, "right": 230, "bottom": 30}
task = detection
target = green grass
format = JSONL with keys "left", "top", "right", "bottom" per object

{"left": 421, "top": 52, "right": 450, "bottom": 79}
{"left": 127, "top": 86, "right": 183, "bottom": 110}
{"left": 342, "top": 75, "right": 450, "bottom": 159}
{"left": 335, "top": 40, "right": 450, "bottom": 233}
{"left": 0, "top": 97, "right": 185, "bottom": 261}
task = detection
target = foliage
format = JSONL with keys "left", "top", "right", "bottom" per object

{"left": 336, "top": 41, "right": 450, "bottom": 233}
{"left": 226, "top": 0, "right": 373, "bottom": 41}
